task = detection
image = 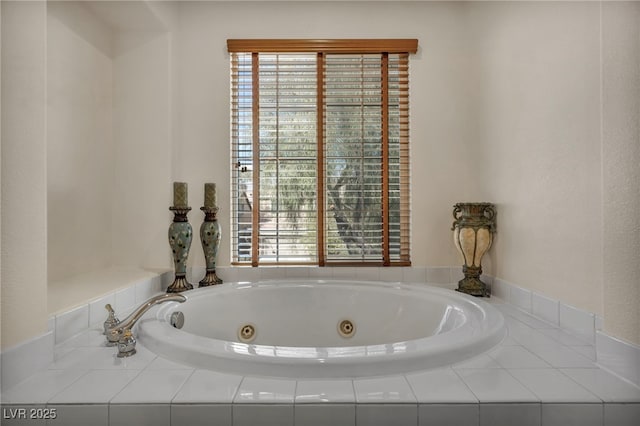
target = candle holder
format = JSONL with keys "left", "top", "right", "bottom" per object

{"left": 199, "top": 206, "right": 223, "bottom": 286}
{"left": 167, "top": 206, "right": 194, "bottom": 293}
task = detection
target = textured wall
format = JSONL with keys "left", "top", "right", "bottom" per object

{"left": 1, "top": 0, "right": 48, "bottom": 350}
{"left": 602, "top": 1, "right": 640, "bottom": 346}
{"left": 470, "top": 2, "right": 603, "bottom": 315}
{"left": 47, "top": 1, "right": 115, "bottom": 283}
{"left": 3, "top": 0, "right": 639, "bottom": 350}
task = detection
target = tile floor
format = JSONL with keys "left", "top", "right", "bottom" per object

{"left": 2, "top": 296, "right": 639, "bottom": 426}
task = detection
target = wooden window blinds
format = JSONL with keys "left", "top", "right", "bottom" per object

{"left": 229, "top": 39, "right": 416, "bottom": 266}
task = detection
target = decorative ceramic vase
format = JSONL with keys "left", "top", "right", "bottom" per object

{"left": 167, "top": 207, "right": 194, "bottom": 293}
{"left": 452, "top": 202, "right": 496, "bottom": 297}
{"left": 199, "top": 206, "right": 223, "bottom": 286}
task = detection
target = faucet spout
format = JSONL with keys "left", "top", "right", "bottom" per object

{"left": 106, "top": 293, "right": 186, "bottom": 338}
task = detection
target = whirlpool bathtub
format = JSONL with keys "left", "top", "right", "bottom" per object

{"left": 137, "top": 280, "right": 506, "bottom": 378}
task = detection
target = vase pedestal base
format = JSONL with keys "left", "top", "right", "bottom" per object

{"left": 456, "top": 277, "right": 490, "bottom": 298}
{"left": 167, "top": 275, "right": 193, "bottom": 293}
{"left": 199, "top": 270, "right": 223, "bottom": 287}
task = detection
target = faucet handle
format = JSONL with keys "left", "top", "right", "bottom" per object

{"left": 103, "top": 304, "right": 120, "bottom": 335}
{"left": 117, "top": 328, "right": 137, "bottom": 358}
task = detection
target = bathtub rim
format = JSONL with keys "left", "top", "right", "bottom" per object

{"left": 137, "top": 279, "right": 506, "bottom": 378}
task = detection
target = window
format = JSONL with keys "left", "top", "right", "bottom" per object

{"left": 229, "top": 39, "right": 417, "bottom": 266}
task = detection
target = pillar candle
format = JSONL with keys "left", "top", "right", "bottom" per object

{"left": 204, "top": 183, "right": 217, "bottom": 208}
{"left": 173, "top": 182, "right": 188, "bottom": 208}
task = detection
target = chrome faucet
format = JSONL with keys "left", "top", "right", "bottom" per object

{"left": 105, "top": 293, "right": 186, "bottom": 357}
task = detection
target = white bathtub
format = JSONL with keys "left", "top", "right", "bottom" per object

{"left": 137, "top": 280, "right": 506, "bottom": 378}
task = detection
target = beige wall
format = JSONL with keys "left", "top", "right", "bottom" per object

{"left": 471, "top": 1, "right": 604, "bottom": 314}
{"left": 601, "top": 1, "right": 640, "bottom": 346}
{"left": 1, "top": 0, "right": 48, "bottom": 350}
{"left": 111, "top": 30, "right": 173, "bottom": 270}
{"left": 2, "top": 1, "right": 639, "bottom": 350}
{"left": 47, "top": 1, "right": 115, "bottom": 283}
{"left": 174, "top": 1, "right": 485, "bottom": 269}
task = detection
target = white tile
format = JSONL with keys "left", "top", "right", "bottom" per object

{"left": 332, "top": 267, "right": 359, "bottom": 280}
{"left": 0, "top": 331, "right": 54, "bottom": 392}
{"left": 524, "top": 344, "right": 596, "bottom": 368}
{"left": 110, "top": 369, "right": 192, "bottom": 403}
{"left": 47, "top": 404, "right": 109, "bottom": 426}
{"left": 284, "top": 267, "right": 310, "bottom": 279}
{"left": 596, "top": 331, "right": 640, "bottom": 387}
{"left": 532, "top": 292, "right": 559, "bottom": 326}
{"left": 571, "top": 345, "right": 597, "bottom": 361}
{"left": 426, "top": 267, "right": 451, "bottom": 284}
{"left": 2, "top": 369, "right": 87, "bottom": 404}
{"left": 541, "top": 403, "right": 603, "bottom": 426}
{"left": 55, "top": 305, "right": 89, "bottom": 344}
{"left": 500, "top": 335, "right": 520, "bottom": 346}
{"left": 403, "top": 266, "right": 426, "bottom": 283}
{"left": 295, "top": 404, "right": 355, "bottom": 426}
{"left": 479, "top": 403, "right": 540, "bottom": 426}
{"left": 135, "top": 278, "right": 159, "bottom": 303}
{"left": 500, "top": 304, "right": 554, "bottom": 329}
{"left": 172, "top": 370, "right": 242, "bottom": 403}
{"left": 188, "top": 266, "right": 205, "bottom": 284}
{"left": 356, "top": 267, "right": 380, "bottom": 281}
{"left": 295, "top": 379, "right": 355, "bottom": 403}
{"left": 145, "top": 356, "right": 193, "bottom": 370}
{"left": 240, "top": 266, "right": 261, "bottom": 282}
{"left": 49, "top": 345, "right": 156, "bottom": 371}
{"left": 259, "top": 267, "right": 284, "bottom": 281}
{"left": 509, "top": 286, "right": 532, "bottom": 313}
{"left": 406, "top": 368, "right": 477, "bottom": 403}
{"left": 356, "top": 404, "right": 418, "bottom": 426}
{"left": 353, "top": 376, "right": 416, "bottom": 403}
{"left": 490, "top": 278, "right": 510, "bottom": 301}
{"left": 595, "top": 315, "right": 604, "bottom": 331}
{"left": 109, "top": 404, "right": 170, "bottom": 426}
{"left": 216, "top": 266, "right": 239, "bottom": 282}
{"left": 604, "top": 403, "right": 640, "bottom": 426}
{"left": 452, "top": 354, "right": 501, "bottom": 369}
{"left": 538, "top": 328, "right": 593, "bottom": 346}
{"left": 308, "top": 266, "right": 333, "bottom": 279}
{"left": 488, "top": 345, "right": 551, "bottom": 368}
{"left": 506, "top": 321, "right": 562, "bottom": 347}
{"left": 418, "top": 404, "right": 479, "bottom": 426}
{"left": 560, "top": 368, "right": 640, "bottom": 402}
{"left": 170, "top": 404, "right": 232, "bottom": 426}
{"left": 560, "top": 303, "right": 595, "bottom": 344}
{"left": 451, "top": 267, "right": 465, "bottom": 283}
{"left": 114, "top": 286, "right": 137, "bottom": 313}
{"left": 160, "top": 270, "right": 174, "bottom": 291}
{"left": 234, "top": 377, "right": 296, "bottom": 403}
{"left": 456, "top": 369, "right": 538, "bottom": 403}
{"left": 63, "top": 329, "right": 107, "bottom": 348}
{"left": 48, "top": 370, "right": 141, "bottom": 404}
{"left": 508, "top": 369, "right": 600, "bottom": 403}
{"left": 232, "top": 404, "right": 293, "bottom": 426}
{"left": 480, "top": 274, "right": 493, "bottom": 288}
{"left": 378, "top": 267, "right": 402, "bottom": 282}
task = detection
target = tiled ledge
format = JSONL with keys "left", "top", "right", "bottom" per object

{"left": 2, "top": 296, "right": 639, "bottom": 426}
{"left": 1, "top": 269, "right": 172, "bottom": 392}
{"left": 491, "top": 277, "right": 640, "bottom": 387}
{"left": 2, "top": 267, "right": 640, "bottom": 426}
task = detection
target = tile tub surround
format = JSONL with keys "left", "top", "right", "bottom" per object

{"left": 2, "top": 287, "right": 640, "bottom": 425}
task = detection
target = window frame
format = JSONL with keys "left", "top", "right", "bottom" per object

{"left": 229, "top": 39, "right": 417, "bottom": 267}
